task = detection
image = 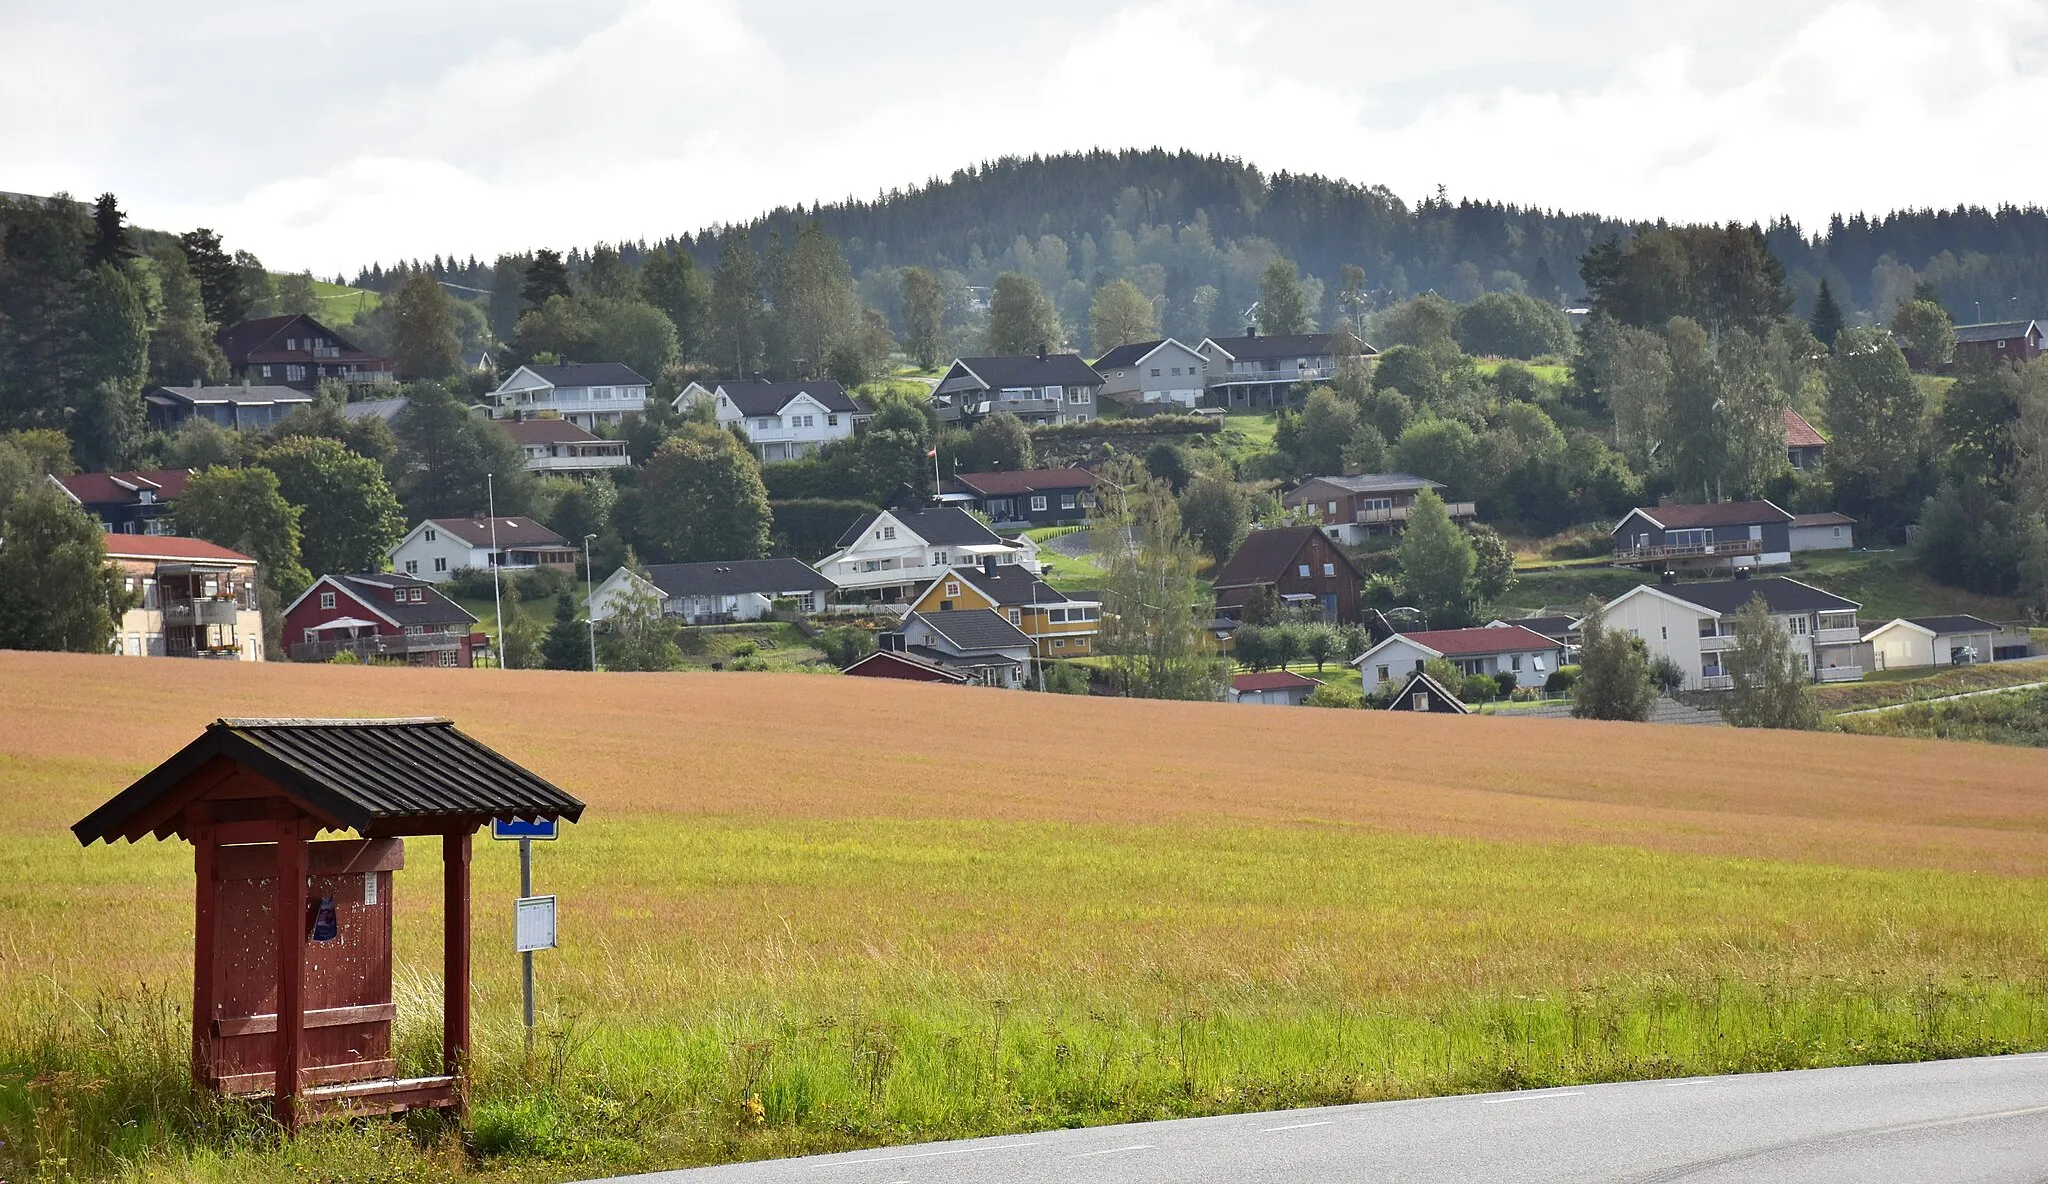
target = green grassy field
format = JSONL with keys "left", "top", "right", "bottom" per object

{"left": 7, "top": 657, "right": 2048, "bottom": 1182}
{"left": 310, "top": 279, "right": 380, "bottom": 324}
{"left": 1835, "top": 684, "right": 2048, "bottom": 746}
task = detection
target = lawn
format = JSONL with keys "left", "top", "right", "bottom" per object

{"left": 309, "top": 278, "right": 380, "bottom": 323}
{"left": 6, "top": 653, "right": 2048, "bottom": 1181}
{"left": 1835, "top": 684, "right": 2048, "bottom": 746}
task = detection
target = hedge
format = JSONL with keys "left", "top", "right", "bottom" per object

{"left": 1027, "top": 415, "right": 1220, "bottom": 441}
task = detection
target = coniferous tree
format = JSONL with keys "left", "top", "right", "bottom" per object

{"left": 178, "top": 228, "right": 249, "bottom": 327}
{"left": 390, "top": 271, "right": 463, "bottom": 379}
{"left": 521, "top": 249, "right": 573, "bottom": 311}
{"left": 709, "top": 232, "right": 765, "bottom": 374}
{"left": 640, "top": 246, "right": 711, "bottom": 362}
{"left": 87, "top": 194, "right": 134, "bottom": 269}
{"left": 1809, "top": 278, "right": 1845, "bottom": 349}
{"left": 539, "top": 592, "right": 590, "bottom": 670}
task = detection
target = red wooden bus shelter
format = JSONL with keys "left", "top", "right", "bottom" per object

{"left": 71, "top": 717, "right": 583, "bottom": 1130}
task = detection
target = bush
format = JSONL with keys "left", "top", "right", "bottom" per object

{"left": 1304, "top": 683, "right": 1363, "bottom": 709}
{"left": 816, "top": 626, "right": 876, "bottom": 668}
{"left": 514, "top": 566, "right": 576, "bottom": 602}
{"left": 727, "top": 655, "right": 770, "bottom": 671}
{"left": 1493, "top": 671, "right": 1519, "bottom": 700}
{"left": 1543, "top": 529, "right": 1614, "bottom": 560}
{"left": 1038, "top": 660, "right": 1093, "bottom": 694}
{"left": 1462, "top": 674, "right": 1500, "bottom": 703}
{"left": 1029, "top": 416, "right": 1219, "bottom": 440}
{"left": 444, "top": 566, "right": 500, "bottom": 599}
{"left": 1545, "top": 665, "right": 1580, "bottom": 696}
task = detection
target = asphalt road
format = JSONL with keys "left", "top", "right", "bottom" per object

{"left": 596, "top": 1054, "right": 2048, "bottom": 1184}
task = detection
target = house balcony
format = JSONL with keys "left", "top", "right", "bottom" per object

{"left": 1214, "top": 366, "right": 1335, "bottom": 386}
{"left": 1815, "top": 665, "right": 1863, "bottom": 683}
{"left": 289, "top": 631, "right": 466, "bottom": 662}
{"left": 1699, "top": 633, "right": 1739, "bottom": 652}
{"left": 1814, "top": 627, "right": 1862, "bottom": 646}
{"left": 1612, "top": 538, "right": 1762, "bottom": 567}
{"left": 525, "top": 451, "right": 629, "bottom": 473}
{"left": 161, "top": 597, "right": 244, "bottom": 627}
{"left": 1355, "top": 502, "right": 1476, "bottom": 525}
{"left": 1698, "top": 674, "right": 1734, "bottom": 690}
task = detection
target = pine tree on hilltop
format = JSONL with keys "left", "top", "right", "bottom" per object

{"left": 1810, "top": 278, "right": 1845, "bottom": 349}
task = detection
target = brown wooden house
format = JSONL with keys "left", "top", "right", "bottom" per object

{"left": 1211, "top": 525, "right": 1363, "bottom": 624}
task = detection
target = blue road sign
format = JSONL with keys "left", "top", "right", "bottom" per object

{"left": 492, "top": 817, "right": 559, "bottom": 841}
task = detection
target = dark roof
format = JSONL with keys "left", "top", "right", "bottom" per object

{"left": 1782, "top": 408, "right": 1828, "bottom": 449}
{"left": 499, "top": 418, "right": 602, "bottom": 446}
{"left": 1901, "top": 615, "right": 2003, "bottom": 635}
{"left": 843, "top": 649, "right": 969, "bottom": 682}
{"left": 428, "top": 516, "right": 568, "bottom": 549}
{"left": 217, "top": 314, "right": 376, "bottom": 366}
{"left": 1203, "top": 332, "right": 1349, "bottom": 362}
{"left": 1953, "top": 320, "right": 2039, "bottom": 344}
{"left": 711, "top": 379, "right": 859, "bottom": 416}
{"left": 58, "top": 469, "right": 193, "bottom": 506}
{"left": 147, "top": 383, "right": 313, "bottom": 407}
{"left": 324, "top": 573, "right": 478, "bottom": 628}
{"left": 1211, "top": 526, "right": 1357, "bottom": 588}
{"left": 639, "top": 558, "right": 835, "bottom": 598}
{"left": 946, "top": 564, "right": 1069, "bottom": 607}
{"left": 947, "top": 467, "right": 1096, "bottom": 497}
{"left": 1655, "top": 577, "right": 1859, "bottom": 615}
{"left": 1092, "top": 340, "right": 1167, "bottom": 370}
{"left": 947, "top": 354, "right": 1104, "bottom": 390}
{"left": 1618, "top": 500, "right": 1792, "bottom": 531}
{"left": 911, "top": 608, "right": 1034, "bottom": 652}
{"left": 1790, "top": 512, "right": 1855, "bottom": 527}
{"left": 834, "top": 505, "right": 1006, "bottom": 550}
{"left": 71, "top": 718, "right": 584, "bottom": 844}
{"left": 1289, "top": 473, "right": 1443, "bottom": 498}
{"left": 1383, "top": 670, "right": 1471, "bottom": 713}
{"left": 522, "top": 362, "right": 649, "bottom": 388}
{"left": 340, "top": 397, "right": 409, "bottom": 423}
{"left": 1232, "top": 670, "right": 1321, "bottom": 693}
{"left": 1499, "top": 615, "right": 1576, "bottom": 641}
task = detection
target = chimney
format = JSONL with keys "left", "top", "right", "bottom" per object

{"left": 1246, "top": 326, "right": 1258, "bottom": 338}
{"left": 982, "top": 556, "right": 998, "bottom": 578}
{"left": 1659, "top": 569, "right": 1677, "bottom": 585}
{"left": 1735, "top": 568, "right": 1751, "bottom": 581}
{"left": 1036, "top": 343, "right": 1047, "bottom": 361}
{"left": 471, "top": 509, "right": 487, "bottom": 522}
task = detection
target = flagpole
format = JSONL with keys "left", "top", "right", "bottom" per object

{"left": 488, "top": 473, "right": 504, "bottom": 670}
{"left": 930, "top": 446, "right": 940, "bottom": 501}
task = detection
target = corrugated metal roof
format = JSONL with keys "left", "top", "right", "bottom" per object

{"left": 72, "top": 718, "right": 583, "bottom": 844}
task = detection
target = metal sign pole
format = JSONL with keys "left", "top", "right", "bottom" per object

{"left": 519, "top": 835, "right": 534, "bottom": 1051}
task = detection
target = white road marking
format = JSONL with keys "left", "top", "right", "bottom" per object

{"left": 808, "top": 1141, "right": 1045, "bottom": 1169}
{"left": 1068, "top": 1145, "right": 1153, "bottom": 1159}
{"left": 1479, "top": 1091, "right": 1585, "bottom": 1105}
{"left": 1261, "top": 1120, "right": 1334, "bottom": 1132}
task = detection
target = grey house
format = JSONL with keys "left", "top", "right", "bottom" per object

{"left": 1198, "top": 331, "right": 1370, "bottom": 409}
{"left": 932, "top": 350, "right": 1103, "bottom": 426}
{"left": 144, "top": 382, "right": 313, "bottom": 431}
{"left": 1610, "top": 500, "right": 1794, "bottom": 571}
{"left": 1092, "top": 338, "right": 1207, "bottom": 407}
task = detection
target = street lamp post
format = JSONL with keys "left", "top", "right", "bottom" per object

{"left": 582, "top": 534, "right": 598, "bottom": 672}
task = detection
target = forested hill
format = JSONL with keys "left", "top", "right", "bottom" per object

{"left": 355, "top": 149, "right": 2048, "bottom": 343}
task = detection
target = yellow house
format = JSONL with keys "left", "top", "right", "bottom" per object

{"left": 909, "top": 562, "right": 1100, "bottom": 660}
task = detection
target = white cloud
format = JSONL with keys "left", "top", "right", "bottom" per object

{"left": 15, "top": 0, "right": 2040, "bottom": 274}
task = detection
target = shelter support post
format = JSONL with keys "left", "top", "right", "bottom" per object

{"left": 190, "top": 824, "right": 217, "bottom": 1089}
{"left": 443, "top": 829, "right": 472, "bottom": 1100}
{"left": 272, "top": 819, "right": 310, "bottom": 1131}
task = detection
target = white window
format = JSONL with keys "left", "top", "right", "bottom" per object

{"left": 319, "top": 591, "right": 335, "bottom": 609}
{"left": 285, "top": 338, "right": 297, "bottom": 351}
{"left": 1053, "top": 638, "right": 1065, "bottom": 649}
{"left": 304, "top": 630, "right": 317, "bottom": 644}
{"left": 1376, "top": 665, "right": 1390, "bottom": 682}
{"left": 1031, "top": 495, "right": 1048, "bottom": 511}
{"left": 933, "top": 551, "right": 949, "bottom": 567}
{"left": 1298, "top": 564, "right": 1311, "bottom": 577}
{"left": 1533, "top": 656, "right": 1546, "bottom": 672}
{"left": 882, "top": 526, "right": 896, "bottom": 540}
{"left": 944, "top": 581, "right": 960, "bottom": 598}
{"left": 1832, "top": 527, "right": 1841, "bottom": 538}
{"left": 411, "top": 589, "right": 424, "bottom": 602}
{"left": 1412, "top": 692, "right": 1429, "bottom": 711}
{"left": 1322, "top": 563, "right": 1335, "bottom": 577}
{"left": 827, "top": 414, "right": 839, "bottom": 426}
{"left": 1512, "top": 654, "right": 1523, "bottom": 672}
{"left": 1328, "top": 501, "right": 1338, "bottom": 515}
{"left": 1061, "top": 494, "right": 1077, "bottom": 509}
{"left": 260, "top": 365, "right": 273, "bottom": 378}
{"left": 1049, "top": 608, "right": 1067, "bottom": 623}
{"left": 440, "top": 650, "right": 458, "bottom": 668}
{"left": 1008, "top": 608, "right": 1021, "bottom": 625}
{"left": 1068, "top": 389, "right": 1091, "bottom": 404}
{"left": 405, "top": 559, "right": 418, "bottom": 574}
{"left": 1786, "top": 616, "right": 1809, "bottom": 636}
{"left": 425, "top": 528, "right": 437, "bottom": 542}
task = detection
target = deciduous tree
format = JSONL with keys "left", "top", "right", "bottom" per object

{"left": 633, "top": 425, "right": 773, "bottom": 563}
{"left": 0, "top": 484, "right": 127, "bottom": 652}
{"left": 899, "top": 266, "right": 947, "bottom": 370}
{"left": 1089, "top": 278, "right": 1159, "bottom": 352}
{"left": 390, "top": 271, "right": 463, "bottom": 379}
{"left": 178, "top": 465, "right": 311, "bottom": 598}
{"left": 986, "top": 272, "right": 1062, "bottom": 355}
{"left": 1396, "top": 489, "right": 1476, "bottom": 627}
{"left": 1721, "top": 595, "right": 1820, "bottom": 729}
{"left": 258, "top": 436, "right": 406, "bottom": 576}
{"left": 1256, "top": 258, "right": 1311, "bottom": 335}
{"left": 1571, "top": 599, "right": 1656, "bottom": 721}
{"left": 1092, "top": 459, "right": 1222, "bottom": 700}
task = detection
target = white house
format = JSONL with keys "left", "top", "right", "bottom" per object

{"left": 590, "top": 558, "right": 838, "bottom": 624}
{"left": 1789, "top": 512, "right": 1856, "bottom": 553}
{"left": 674, "top": 378, "right": 866, "bottom": 461}
{"left": 1598, "top": 576, "right": 1864, "bottom": 690}
{"left": 1861, "top": 615, "right": 2006, "bottom": 672}
{"left": 815, "top": 504, "right": 1039, "bottom": 601}
{"left": 483, "top": 362, "right": 650, "bottom": 429}
{"left": 1092, "top": 338, "right": 1208, "bottom": 407}
{"left": 498, "top": 417, "right": 629, "bottom": 475}
{"left": 1353, "top": 625, "right": 1564, "bottom": 695}
{"left": 387, "top": 516, "right": 577, "bottom": 582}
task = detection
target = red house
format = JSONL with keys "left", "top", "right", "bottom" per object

{"left": 842, "top": 648, "right": 970, "bottom": 684}
{"left": 219, "top": 314, "right": 394, "bottom": 392}
{"left": 283, "top": 573, "right": 481, "bottom": 666}
{"left": 1211, "top": 525, "right": 1365, "bottom": 623}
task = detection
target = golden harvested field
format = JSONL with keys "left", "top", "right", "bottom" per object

{"left": 5, "top": 650, "right": 2048, "bottom": 1182}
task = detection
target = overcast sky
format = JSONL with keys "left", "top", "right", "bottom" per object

{"left": 4, "top": 0, "right": 2043, "bottom": 274}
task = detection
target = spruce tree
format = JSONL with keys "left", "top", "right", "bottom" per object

{"left": 521, "top": 248, "right": 573, "bottom": 311}
{"left": 1809, "top": 278, "right": 1845, "bottom": 349}
{"left": 87, "top": 194, "right": 134, "bottom": 269}
{"left": 539, "top": 592, "right": 591, "bottom": 670}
